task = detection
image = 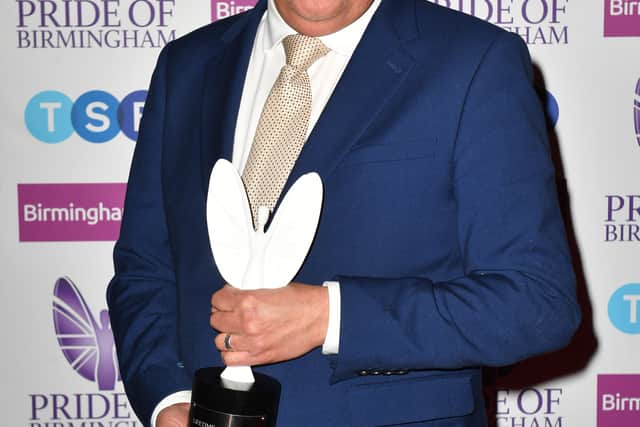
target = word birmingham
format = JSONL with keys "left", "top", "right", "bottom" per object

{"left": 602, "top": 393, "right": 640, "bottom": 411}
{"left": 609, "top": 0, "right": 640, "bottom": 16}
{"left": 213, "top": 0, "right": 254, "bottom": 21}
{"left": 23, "top": 203, "right": 122, "bottom": 226}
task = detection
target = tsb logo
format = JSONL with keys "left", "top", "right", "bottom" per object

{"left": 25, "top": 90, "right": 147, "bottom": 143}
{"left": 608, "top": 283, "right": 640, "bottom": 334}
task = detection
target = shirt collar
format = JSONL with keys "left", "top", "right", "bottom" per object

{"left": 263, "top": 0, "right": 382, "bottom": 56}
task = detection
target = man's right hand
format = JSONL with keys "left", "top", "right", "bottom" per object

{"left": 157, "top": 402, "right": 190, "bottom": 427}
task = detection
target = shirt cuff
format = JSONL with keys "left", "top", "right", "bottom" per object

{"left": 150, "top": 390, "right": 192, "bottom": 427}
{"left": 322, "top": 281, "right": 341, "bottom": 354}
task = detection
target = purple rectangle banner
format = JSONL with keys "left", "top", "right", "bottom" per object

{"left": 597, "top": 374, "right": 640, "bottom": 426}
{"left": 211, "top": 0, "right": 257, "bottom": 22}
{"left": 17, "top": 183, "right": 127, "bottom": 242}
{"left": 604, "top": 0, "right": 640, "bottom": 37}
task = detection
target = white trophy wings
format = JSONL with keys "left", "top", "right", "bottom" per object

{"left": 206, "top": 159, "right": 323, "bottom": 386}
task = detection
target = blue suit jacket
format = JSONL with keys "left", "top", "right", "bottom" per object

{"left": 108, "top": 0, "right": 581, "bottom": 425}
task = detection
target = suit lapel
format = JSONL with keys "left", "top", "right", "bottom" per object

{"left": 278, "top": 0, "right": 418, "bottom": 208}
{"left": 200, "top": 0, "right": 267, "bottom": 190}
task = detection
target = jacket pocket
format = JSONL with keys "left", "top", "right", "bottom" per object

{"left": 346, "top": 373, "right": 474, "bottom": 426}
{"left": 339, "top": 138, "right": 439, "bottom": 167}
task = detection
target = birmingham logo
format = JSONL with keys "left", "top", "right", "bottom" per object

{"left": 598, "top": 374, "right": 640, "bottom": 427}
{"left": 53, "top": 277, "right": 120, "bottom": 391}
{"left": 211, "top": 0, "right": 256, "bottom": 22}
{"left": 604, "top": 0, "right": 640, "bottom": 37}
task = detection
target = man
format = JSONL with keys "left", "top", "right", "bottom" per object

{"left": 107, "top": 0, "right": 581, "bottom": 426}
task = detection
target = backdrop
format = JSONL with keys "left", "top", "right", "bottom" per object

{"left": 2, "top": 1, "right": 639, "bottom": 426}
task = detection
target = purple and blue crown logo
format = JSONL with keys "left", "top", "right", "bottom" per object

{"left": 634, "top": 79, "right": 640, "bottom": 146}
{"left": 53, "top": 277, "right": 120, "bottom": 391}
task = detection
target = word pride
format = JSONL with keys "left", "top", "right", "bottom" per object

{"left": 604, "top": 195, "right": 640, "bottom": 242}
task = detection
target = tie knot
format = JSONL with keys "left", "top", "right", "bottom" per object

{"left": 282, "top": 34, "right": 330, "bottom": 71}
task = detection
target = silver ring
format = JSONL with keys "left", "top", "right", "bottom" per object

{"left": 224, "top": 334, "right": 233, "bottom": 351}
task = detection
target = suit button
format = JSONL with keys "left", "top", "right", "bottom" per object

{"left": 358, "top": 370, "right": 369, "bottom": 376}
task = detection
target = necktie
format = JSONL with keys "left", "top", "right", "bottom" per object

{"left": 242, "top": 34, "right": 330, "bottom": 227}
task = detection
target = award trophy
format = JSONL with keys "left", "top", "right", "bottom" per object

{"left": 189, "top": 159, "right": 323, "bottom": 427}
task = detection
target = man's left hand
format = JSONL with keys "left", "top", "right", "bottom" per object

{"left": 210, "top": 283, "right": 329, "bottom": 366}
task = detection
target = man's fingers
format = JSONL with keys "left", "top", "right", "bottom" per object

{"left": 210, "top": 284, "right": 237, "bottom": 311}
{"left": 221, "top": 350, "right": 275, "bottom": 367}
{"left": 210, "top": 310, "right": 242, "bottom": 333}
{"left": 214, "top": 332, "right": 272, "bottom": 355}
{"left": 156, "top": 402, "right": 190, "bottom": 427}
{"left": 221, "top": 351, "right": 253, "bottom": 366}
{"left": 214, "top": 333, "right": 251, "bottom": 352}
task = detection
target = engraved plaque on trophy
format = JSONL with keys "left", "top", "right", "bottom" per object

{"left": 189, "top": 159, "right": 323, "bottom": 427}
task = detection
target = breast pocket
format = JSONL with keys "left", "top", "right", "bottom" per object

{"left": 346, "top": 373, "right": 475, "bottom": 427}
{"left": 339, "top": 138, "right": 440, "bottom": 168}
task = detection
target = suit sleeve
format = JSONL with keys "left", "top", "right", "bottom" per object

{"left": 107, "top": 44, "right": 192, "bottom": 425}
{"left": 330, "top": 32, "right": 581, "bottom": 382}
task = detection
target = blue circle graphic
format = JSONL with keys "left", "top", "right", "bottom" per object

{"left": 545, "top": 90, "right": 559, "bottom": 127}
{"left": 118, "top": 90, "right": 148, "bottom": 142}
{"left": 24, "top": 91, "right": 74, "bottom": 143}
{"left": 608, "top": 283, "right": 640, "bottom": 334}
{"left": 71, "top": 90, "right": 120, "bottom": 143}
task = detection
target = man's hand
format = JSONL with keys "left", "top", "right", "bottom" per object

{"left": 210, "top": 283, "right": 329, "bottom": 366}
{"left": 157, "top": 402, "right": 189, "bottom": 427}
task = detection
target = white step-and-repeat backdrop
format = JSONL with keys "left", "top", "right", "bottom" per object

{"left": 1, "top": 1, "right": 638, "bottom": 426}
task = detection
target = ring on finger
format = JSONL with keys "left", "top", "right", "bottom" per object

{"left": 224, "top": 333, "right": 233, "bottom": 351}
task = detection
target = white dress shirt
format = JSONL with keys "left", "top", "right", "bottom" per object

{"left": 151, "top": 0, "right": 381, "bottom": 424}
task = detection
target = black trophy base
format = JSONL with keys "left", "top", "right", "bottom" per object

{"left": 189, "top": 367, "right": 281, "bottom": 427}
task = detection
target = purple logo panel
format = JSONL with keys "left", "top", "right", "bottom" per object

{"left": 604, "top": 0, "right": 640, "bottom": 37}
{"left": 597, "top": 374, "right": 640, "bottom": 426}
{"left": 53, "top": 277, "right": 119, "bottom": 391}
{"left": 17, "top": 183, "right": 126, "bottom": 242}
{"left": 211, "top": 0, "right": 257, "bottom": 22}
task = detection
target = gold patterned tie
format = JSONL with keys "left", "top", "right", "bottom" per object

{"left": 242, "top": 34, "right": 330, "bottom": 227}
